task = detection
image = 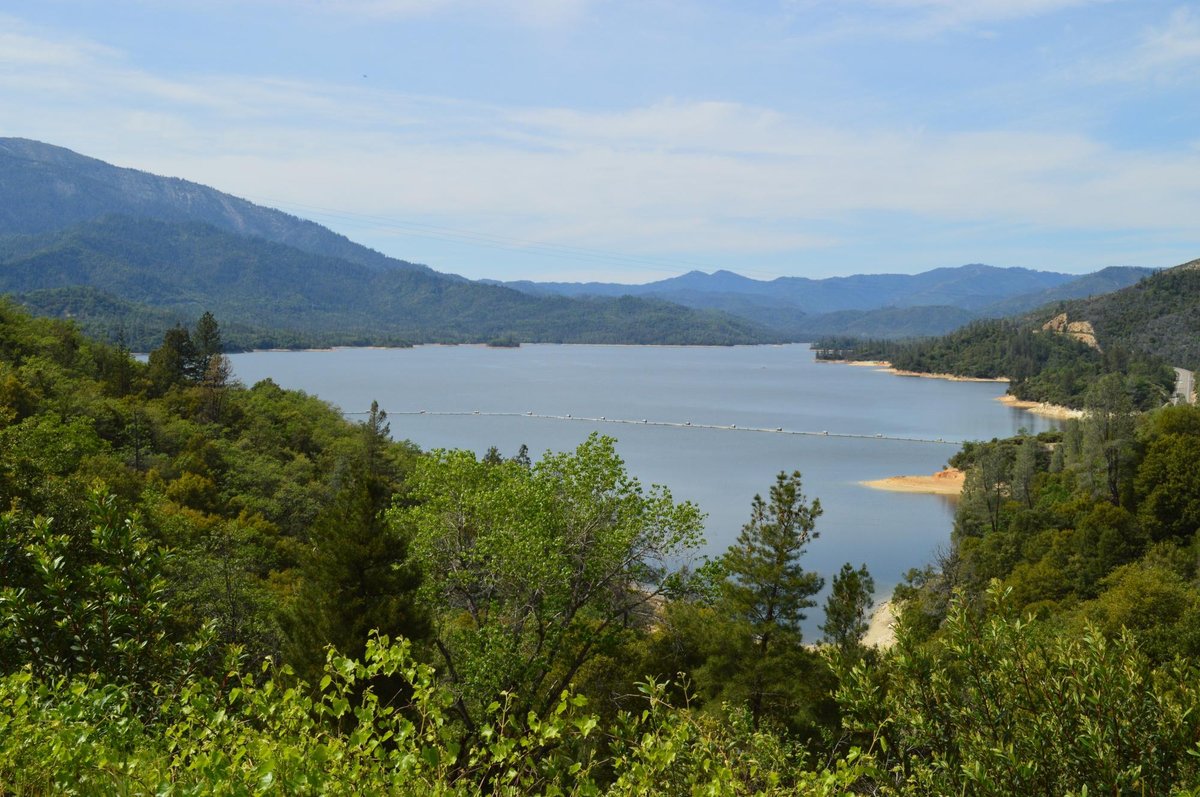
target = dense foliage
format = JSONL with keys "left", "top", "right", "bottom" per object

{"left": 905, "top": 401, "right": 1200, "bottom": 644}
{"left": 1050, "top": 260, "right": 1200, "bottom": 372}
{"left": 815, "top": 318, "right": 1175, "bottom": 410}
{"left": 3, "top": 302, "right": 1200, "bottom": 793}
{"left": 0, "top": 216, "right": 778, "bottom": 349}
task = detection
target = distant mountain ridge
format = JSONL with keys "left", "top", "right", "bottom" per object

{"left": 0, "top": 137, "right": 1166, "bottom": 348}
{"left": 0, "top": 139, "right": 775, "bottom": 348}
{"left": 0, "top": 215, "right": 774, "bottom": 349}
{"left": 494, "top": 264, "right": 1075, "bottom": 311}
{"left": 491, "top": 264, "right": 1156, "bottom": 339}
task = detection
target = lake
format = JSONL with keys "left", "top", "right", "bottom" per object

{"left": 229, "top": 344, "right": 1056, "bottom": 632}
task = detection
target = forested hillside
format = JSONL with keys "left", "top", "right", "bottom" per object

{"left": 3, "top": 303, "right": 1200, "bottom": 794}
{"left": 0, "top": 139, "right": 776, "bottom": 347}
{"left": 814, "top": 258, "right": 1198, "bottom": 409}
{"left": 0, "top": 137, "right": 426, "bottom": 273}
{"left": 816, "top": 318, "right": 1175, "bottom": 410}
{"left": 0, "top": 216, "right": 776, "bottom": 349}
{"left": 1047, "top": 259, "right": 1200, "bottom": 371}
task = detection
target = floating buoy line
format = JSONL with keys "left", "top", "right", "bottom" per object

{"left": 344, "top": 409, "right": 960, "bottom": 446}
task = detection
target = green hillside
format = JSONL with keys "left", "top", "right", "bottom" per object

{"left": 813, "top": 260, "right": 1200, "bottom": 409}
{"left": 0, "top": 138, "right": 778, "bottom": 347}
{"left": 816, "top": 318, "right": 1175, "bottom": 410}
{"left": 1044, "top": 259, "right": 1200, "bottom": 371}
{"left": 0, "top": 137, "right": 427, "bottom": 273}
{"left": 0, "top": 216, "right": 777, "bottom": 349}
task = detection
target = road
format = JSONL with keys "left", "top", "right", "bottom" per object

{"left": 1173, "top": 367, "right": 1195, "bottom": 405}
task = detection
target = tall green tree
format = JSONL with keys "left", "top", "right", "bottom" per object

{"left": 1084, "top": 373, "right": 1136, "bottom": 506}
{"left": 284, "top": 467, "right": 426, "bottom": 684}
{"left": 720, "top": 470, "right": 825, "bottom": 729}
{"left": 1011, "top": 432, "right": 1038, "bottom": 510}
{"left": 820, "top": 562, "right": 875, "bottom": 654}
{"left": 191, "top": 311, "right": 222, "bottom": 380}
{"left": 390, "top": 434, "right": 705, "bottom": 738}
{"left": 283, "top": 403, "right": 425, "bottom": 685}
{"left": 146, "top": 325, "right": 195, "bottom": 393}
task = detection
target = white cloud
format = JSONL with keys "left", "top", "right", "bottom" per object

{"left": 1125, "top": 7, "right": 1200, "bottom": 78}
{"left": 0, "top": 17, "right": 119, "bottom": 68}
{"left": 226, "top": 0, "right": 593, "bottom": 27}
{"left": 788, "top": 0, "right": 1111, "bottom": 39}
{"left": 1069, "top": 7, "right": 1200, "bottom": 86}
{"left": 868, "top": 0, "right": 1101, "bottom": 21}
{"left": 3, "top": 11, "right": 1199, "bottom": 276}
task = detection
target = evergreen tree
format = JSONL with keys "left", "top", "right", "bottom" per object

{"left": 284, "top": 467, "right": 426, "bottom": 684}
{"left": 362, "top": 400, "right": 390, "bottom": 480}
{"left": 284, "top": 405, "right": 425, "bottom": 685}
{"left": 720, "top": 470, "right": 825, "bottom": 729}
{"left": 191, "top": 311, "right": 222, "bottom": 379}
{"left": 512, "top": 443, "right": 531, "bottom": 469}
{"left": 1084, "top": 373, "right": 1136, "bottom": 506}
{"left": 1011, "top": 432, "right": 1038, "bottom": 510}
{"left": 820, "top": 562, "right": 875, "bottom": 654}
{"left": 146, "top": 325, "right": 195, "bottom": 392}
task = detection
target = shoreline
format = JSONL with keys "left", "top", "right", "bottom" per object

{"left": 817, "top": 358, "right": 1008, "bottom": 383}
{"left": 995, "top": 394, "right": 1084, "bottom": 420}
{"left": 861, "top": 467, "right": 965, "bottom": 496}
{"left": 823, "top": 357, "right": 1083, "bottom": 417}
{"left": 818, "top": 359, "right": 892, "bottom": 367}
{"left": 885, "top": 366, "right": 1008, "bottom": 383}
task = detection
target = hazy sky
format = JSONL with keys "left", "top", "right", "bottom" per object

{"left": 4, "top": 1, "right": 1199, "bottom": 281}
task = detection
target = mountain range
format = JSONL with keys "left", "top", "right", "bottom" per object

{"left": 0, "top": 139, "right": 772, "bottom": 348}
{"left": 489, "top": 265, "right": 1155, "bottom": 339}
{"left": 0, "top": 137, "right": 1164, "bottom": 348}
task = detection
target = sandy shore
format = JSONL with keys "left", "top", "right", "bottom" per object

{"left": 820, "top": 359, "right": 1008, "bottom": 382}
{"left": 861, "top": 467, "right": 965, "bottom": 496}
{"left": 996, "top": 394, "right": 1084, "bottom": 420}
{"left": 863, "top": 600, "right": 897, "bottom": 648}
{"left": 822, "top": 358, "right": 1089, "bottom": 418}
{"left": 883, "top": 367, "right": 1008, "bottom": 383}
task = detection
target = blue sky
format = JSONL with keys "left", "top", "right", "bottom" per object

{"left": 3, "top": 1, "right": 1199, "bottom": 281}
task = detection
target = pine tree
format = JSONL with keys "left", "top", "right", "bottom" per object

{"left": 1084, "top": 373, "right": 1135, "bottom": 506}
{"left": 146, "top": 325, "right": 196, "bottom": 392}
{"left": 820, "top": 562, "right": 875, "bottom": 653}
{"left": 1012, "top": 432, "right": 1038, "bottom": 509}
{"left": 721, "top": 470, "right": 825, "bottom": 729}
{"left": 192, "top": 311, "right": 223, "bottom": 378}
{"left": 284, "top": 404, "right": 425, "bottom": 686}
{"left": 284, "top": 467, "right": 426, "bottom": 683}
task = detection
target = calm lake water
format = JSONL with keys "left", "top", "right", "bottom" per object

{"left": 229, "top": 344, "right": 1056, "bottom": 631}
